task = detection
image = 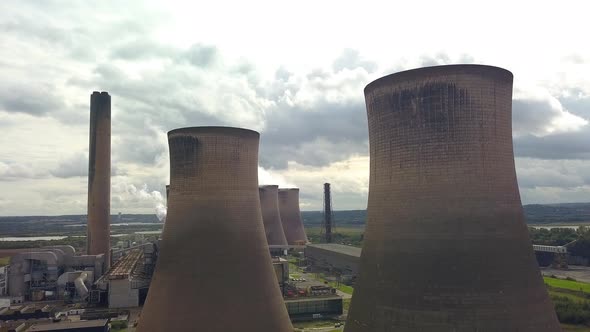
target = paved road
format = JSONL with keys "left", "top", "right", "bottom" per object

{"left": 540, "top": 265, "right": 590, "bottom": 283}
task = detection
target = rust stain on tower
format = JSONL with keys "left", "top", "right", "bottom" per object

{"left": 87, "top": 91, "right": 111, "bottom": 268}
{"left": 345, "top": 65, "right": 560, "bottom": 331}
{"left": 278, "top": 188, "right": 308, "bottom": 245}
{"left": 259, "top": 185, "right": 289, "bottom": 246}
{"left": 137, "top": 127, "right": 292, "bottom": 332}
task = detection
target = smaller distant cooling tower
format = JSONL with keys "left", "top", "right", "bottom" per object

{"left": 137, "top": 127, "right": 292, "bottom": 332}
{"left": 259, "top": 185, "right": 289, "bottom": 247}
{"left": 278, "top": 188, "right": 308, "bottom": 245}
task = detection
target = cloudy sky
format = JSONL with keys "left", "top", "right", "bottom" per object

{"left": 1, "top": 1, "right": 589, "bottom": 216}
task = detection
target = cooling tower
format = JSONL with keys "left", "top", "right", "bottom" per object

{"left": 278, "top": 188, "right": 308, "bottom": 245}
{"left": 259, "top": 185, "right": 289, "bottom": 246}
{"left": 87, "top": 91, "right": 111, "bottom": 268}
{"left": 345, "top": 65, "right": 560, "bottom": 331}
{"left": 137, "top": 127, "right": 292, "bottom": 332}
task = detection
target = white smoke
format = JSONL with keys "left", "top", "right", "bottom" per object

{"left": 125, "top": 184, "right": 167, "bottom": 222}
{"left": 258, "top": 166, "right": 296, "bottom": 187}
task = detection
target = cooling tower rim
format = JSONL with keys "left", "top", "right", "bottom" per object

{"left": 167, "top": 126, "right": 259, "bottom": 138}
{"left": 278, "top": 188, "right": 299, "bottom": 192}
{"left": 260, "top": 184, "right": 279, "bottom": 189}
{"left": 364, "top": 64, "right": 513, "bottom": 94}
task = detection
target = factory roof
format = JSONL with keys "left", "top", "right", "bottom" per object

{"left": 284, "top": 295, "right": 342, "bottom": 303}
{"left": 306, "top": 243, "right": 362, "bottom": 257}
{"left": 103, "top": 249, "right": 142, "bottom": 280}
{"left": 26, "top": 319, "right": 108, "bottom": 331}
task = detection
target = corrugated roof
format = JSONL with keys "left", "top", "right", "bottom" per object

{"left": 307, "top": 243, "right": 362, "bottom": 257}
{"left": 27, "top": 319, "right": 108, "bottom": 331}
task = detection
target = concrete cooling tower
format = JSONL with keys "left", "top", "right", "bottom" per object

{"left": 259, "top": 185, "right": 289, "bottom": 247}
{"left": 87, "top": 91, "right": 111, "bottom": 268}
{"left": 278, "top": 188, "right": 308, "bottom": 245}
{"left": 345, "top": 65, "right": 560, "bottom": 331}
{"left": 137, "top": 127, "right": 292, "bottom": 332}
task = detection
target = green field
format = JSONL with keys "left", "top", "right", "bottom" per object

{"left": 0, "top": 257, "right": 9, "bottom": 267}
{"left": 545, "top": 277, "right": 590, "bottom": 294}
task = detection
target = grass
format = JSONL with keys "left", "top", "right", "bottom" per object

{"left": 293, "top": 319, "right": 342, "bottom": 328}
{"left": 548, "top": 288, "right": 589, "bottom": 302}
{"left": 544, "top": 277, "right": 590, "bottom": 294}
{"left": 562, "top": 324, "right": 590, "bottom": 331}
{"left": 0, "top": 257, "right": 9, "bottom": 267}
{"left": 343, "top": 298, "right": 351, "bottom": 311}
{"left": 326, "top": 281, "right": 354, "bottom": 295}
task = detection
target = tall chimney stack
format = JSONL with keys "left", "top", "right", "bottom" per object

{"left": 137, "top": 127, "right": 293, "bottom": 332}
{"left": 87, "top": 91, "right": 111, "bottom": 268}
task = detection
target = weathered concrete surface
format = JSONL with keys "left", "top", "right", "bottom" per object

{"left": 345, "top": 65, "right": 560, "bottom": 332}
{"left": 87, "top": 91, "right": 111, "bottom": 268}
{"left": 259, "top": 185, "right": 289, "bottom": 246}
{"left": 138, "top": 127, "right": 292, "bottom": 332}
{"left": 278, "top": 188, "right": 308, "bottom": 245}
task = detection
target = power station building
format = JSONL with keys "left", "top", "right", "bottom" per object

{"left": 138, "top": 127, "right": 293, "bottom": 332}
{"left": 5, "top": 246, "right": 104, "bottom": 304}
{"left": 345, "top": 65, "right": 561, "bottom": 331}
{"left": 278, "top": 188, "right": 308, "bottom": 245}
{"left": 306, "top": 244, "right": 361, "bottom": 281}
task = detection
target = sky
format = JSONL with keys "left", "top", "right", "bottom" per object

{"left": 0, "top": 0, "right": 590, "bottom": 216}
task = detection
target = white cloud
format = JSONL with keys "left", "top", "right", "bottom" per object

{"left": 2, "top": 1, "right": 590, "bottom": 215}
{"left": 513, "top": 86, "right": 588, "bottom": 136}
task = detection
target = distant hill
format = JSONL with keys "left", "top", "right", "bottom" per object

{"left": 301, "top": 203, "right": 590, "bottom": 226}
{"left": 1, "top": 203, "right": 590, "bottom": 237}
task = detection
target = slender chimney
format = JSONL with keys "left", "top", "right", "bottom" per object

{"left": 323, "top": 183, "right": 333, "bottom": 243}
{"left": 87, "top": 91, "right": 111, "bottom": 268}
{"left": 278, "top": 188, "right": 308, "bottom": 245}
{"left": 345, "top": 65, "right": 560, "bottom": 331}
{"left": 137, "top": 127, "right": 293, "bottom": 332}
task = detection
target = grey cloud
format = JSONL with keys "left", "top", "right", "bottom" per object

{"left": 0, "top": 162, "right": 46, "bottom": 181}
{"left": 260, "top": 101, "right": 368, "bottom": 169}
{"left": 50, "top": 153, "right": 87, "bottom": 178}
{"left": 512, "top": 98, "right": 558, "bottom": 136}
{"left": 514, "top": 129, "right": 590, "bottom": 160}
{"left": 183, "top": 44, "right": 219, "bottom": 67}
{"left": 0, "top": 85, "right": 64, "bottom": 116}
{"left": 50, "top": 153, "right": 126, "bottom": 178}
{"left": 110, "top": 40, "right": 176, "bottom": 60}
{"left": 559, "top": 92, "right": 590, "bottom": 118}
{"left": 333, "top": 49, "right": 377, "bottom": 73}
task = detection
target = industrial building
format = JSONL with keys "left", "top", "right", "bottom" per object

{"left": 278, "top": 188, "right": 309, "bottom": 245}
{"left": 345, "top": 65, "right": 561, "bottom": 331}
{"left": 87, "top": 91, "right": 111, "bottom": 268}
{"left": 5, "top": 246, "right": 104, "bottom": 304}
{"left": 305, "top": 244, "right": 360, "bottom": 281}
{"left": 94, "top": 244, "right": 156, "bottom": 308}
{"left": 25, "top": 319, "right": 109, "bottom": 332}
{"left": 138, "top": 127, "right": 293, "bottom": 332}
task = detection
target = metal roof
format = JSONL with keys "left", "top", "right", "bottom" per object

{"left": 26, "top": 319, "right": 108, "bottom": 331}
{"left": 307, "top": 243, "right": 362, "bottom": 257}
